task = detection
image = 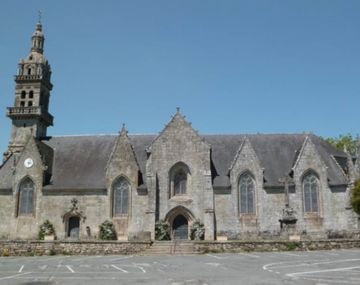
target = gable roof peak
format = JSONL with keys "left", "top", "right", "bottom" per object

{"left": 172, "top": 107, "right": 186, "bottom": 121}
{"left": 119, "top": 123, "right": 128, "bottom": 137}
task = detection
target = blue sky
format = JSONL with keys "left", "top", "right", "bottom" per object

{"left": 0, "top": 0, "right": 359, "bottom": 153}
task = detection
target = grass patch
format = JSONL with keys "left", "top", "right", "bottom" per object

{"left": 283, "top": 241, "right": 301, "bottom": 251}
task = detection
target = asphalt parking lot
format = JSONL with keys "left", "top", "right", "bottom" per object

{"left": 0, "top": 249, "right": 359, "bottom": 285}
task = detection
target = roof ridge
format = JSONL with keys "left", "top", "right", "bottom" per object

{"left": 50, "top": 134, "right": 118, "bottom": 138}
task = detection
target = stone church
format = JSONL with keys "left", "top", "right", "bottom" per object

{"left": 0, "top": 22, "right": 359, "bottom": 241}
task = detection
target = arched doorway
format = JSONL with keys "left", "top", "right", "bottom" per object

{"left": 68, "top": 216, "right": 80, "bottom": 238}
{"left": 173, "top": 215, "right": 188, "bottom": 240}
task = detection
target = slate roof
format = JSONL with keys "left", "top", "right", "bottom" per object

{"left": 0, "top": 133, "right": 348, "bottom": 190}
{"left": 43, "top": 135, "right": 155, "bottom": 190}
{"left": 0, "top": 155, "right": 14, "bottom": 190}
{"left": 205, "top": 133, "right": 347, "bottom": 187}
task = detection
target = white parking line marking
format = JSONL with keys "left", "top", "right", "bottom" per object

{"left": 310, "top": 259, "right": 360, "bottom": 266}
{"left": 205, "top": 262, "right": 221, "bottom": 267}
{"left": 264, "top": 258, "right": 360, "bottom": 273}
{"left": 38, "top": 265, "right": 47, "bottom": 270}
{"left": 132, "top": 263, "right": 147, "bottom": 273}
{"left": 110, "top": 255, "right": 133, "bottom": 262}
{"left": 111, "top": 264, "right": 128, "bottom": 273}
{"left": 0, "top": 272, "right": 31, "bottom": 280}
{"left": 276, "top": 252, "right": 303, "bottom": 257}
{"left": 300, "top": 277, "right": 360, "bottom": 284}
{"left": 15, "top": 276, "right": 151, "bottom": 281}
{"left": 263, "top": 259, "right": 328, "bottom": 270}
{"left": 206, "top": 254, "right": 222, "bottom": 259}
{"left": 18, "top": 265, "right": 24, "bottom": 273}
{"left": 65, "top": 265, "right": 75, "bottom": 273}
{"left": 73, "top": 256, "right": 103, "bottom": 262}
{"left": 238, "top": 253, "right": 260, "bottom": 258}
{"left": 286, "top": 266, "right": 360, "bottom": 277}
{"left": 153, "top": 261, "right": 168, "bottom": 267}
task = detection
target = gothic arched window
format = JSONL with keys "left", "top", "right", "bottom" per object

{"left": 169, "top": 162, "right": 190, "bottom": 197}
{"left": 174, "top": 169, "right": 187, "bottom": 195}
{"left": 303, "top": 172, "right": 319, "bottom": 213}
{"left": 18, "top": 177, "right": 35, "bottom": 215}
{"left": 239, "top": 172, "right": 255, "bottom": 214}
{"left": 112, "top": 177, "right": 129, "bottom": 216}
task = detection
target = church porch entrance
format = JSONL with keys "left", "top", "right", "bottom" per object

{"left": 165, "top": 206, "right": 195, "bottom": 240}
{"left": 172, "top": 215, "right": 188, "bottom": 240}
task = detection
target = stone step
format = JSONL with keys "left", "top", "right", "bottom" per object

{"left": 144, "top": 241, "right": 199, "bottom": 255}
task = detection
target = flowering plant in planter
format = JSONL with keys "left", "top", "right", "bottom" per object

{"left": 38, "top": 220, "right": 56, "bottom": 240}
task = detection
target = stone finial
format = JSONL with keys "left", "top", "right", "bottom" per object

{"left": 119, "top": 123, "right": 128, "bottom": 136}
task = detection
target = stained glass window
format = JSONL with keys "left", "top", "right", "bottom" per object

{"left": 303, "top": 173, "right": 319, "bottom": 213}
{"left": 18, "top": 177, "right": 34, "bottom": 215}
{"left": 113, "top": 177, "right": 129, "bottom": 216}
{"left": 239, "top": 173, "right": 255, "bottom": 214}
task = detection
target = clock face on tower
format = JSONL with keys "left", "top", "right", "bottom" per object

{"left": 24, "top": 158, "right": 34, "bottom": 168}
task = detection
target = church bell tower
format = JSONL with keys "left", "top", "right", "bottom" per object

{"left": 5, "top": 19, "right": 53, "bottom": 157}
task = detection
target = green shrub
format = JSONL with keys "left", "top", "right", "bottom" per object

{"left": 351, "top": 180, "right": 360, "bottom": 215}
{"left": 155, "top": 220, "right": 170, "bottom": 240}
{"left": 190, "top": 220, "right": 205, "bottom": 240}
{"left": 38, "top": 220, "right": 56, "bottom": 240}
{"left": 2, "top": 248, "right": 9, "bottom": 257}
{"left": 99, "top": 220, "right": 117, "bottom": 240}
{"left": 284, "top": 242, "right": 301, "bottom": 251}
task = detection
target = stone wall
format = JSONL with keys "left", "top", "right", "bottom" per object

{"left": 0, "top": 241, "right": 151, "bottom": 256}
{"left": 193, "top": 239, "right": 360, "bottom": 253}
{"left": 1, "top": 239, "right": 359, "bottom": 256}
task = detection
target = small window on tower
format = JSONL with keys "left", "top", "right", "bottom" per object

{"left": 29, "top": 91, "right": 34, "bottom": 99}
{"left": 29, "top": 55, "right": 33, "bottom": 60}
{"left": 20, "top": 101, "right": 25, "bottom": 107}
{"left": 21, "top": 91, "right": 26, "bottom": 99}
{"left": 28, "top": 101, "right": 33, "bottom": 107}
{"left": 27, "top": 68, "right": 31, "bottom": 75}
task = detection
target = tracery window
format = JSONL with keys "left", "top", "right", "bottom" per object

{"left": 174, "top": 169, "right": 187, "bottom": 195}
{"left": 239, "top": 172, "right": 255, "bottom": 214}
{"left": 169, "top": 162, "right": 190, "bottom": 197}
{"left": 112, "top": 177, "right": 129, "bottom": 216}
{"left": 303, "top": 172, "right": 319, "bottom": 213}
{"left": 18, "top": 177, "right": 35, "bottom": 215}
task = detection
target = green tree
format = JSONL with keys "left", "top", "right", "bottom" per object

{"left": 351, "top": 180, "right": 360, "bottom": 215}
{"left": 325, "top": 134, "right": 358, "bottom": 156}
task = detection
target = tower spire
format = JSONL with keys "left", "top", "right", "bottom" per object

{"left": 31, "top": 12, "right": 45, "bottom": 54}
{"left": 5, "top": 19, "right": 53, "bottom": 158}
